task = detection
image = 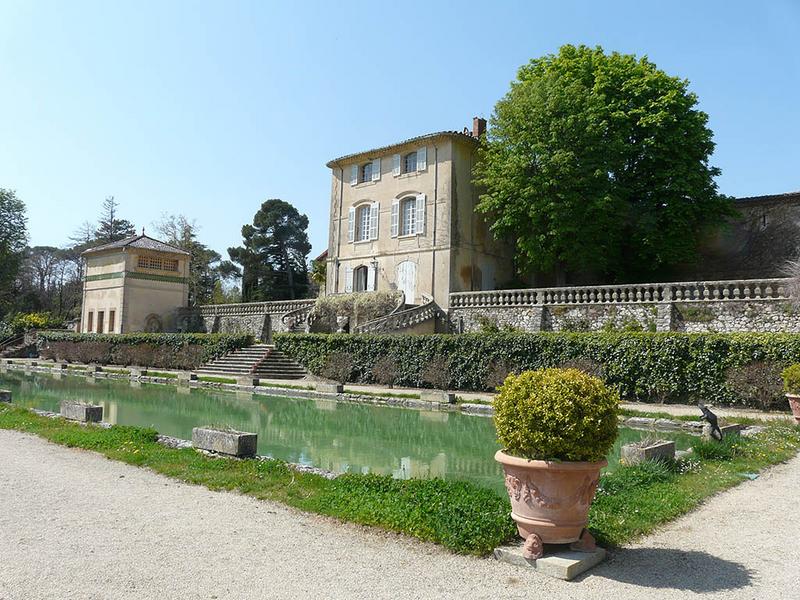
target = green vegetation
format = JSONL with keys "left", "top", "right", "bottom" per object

{"left": 781, "top": 363, "right": 800, "bottom": 394}
{"left": 343, "top": 388, "right": 420, "bottom": 400}
{"left": 618, "top": 407, "right": 773, "bottom": 427}
{"left": 1, "top": 404, "right": 798, "bottom": 553}
{"left": 0, "top": 404, "right": 513, "bottom": 555}
{"left": 494, "top": 369, "right": 619, "bottom": 462}
{"left": 38, "top": 332, "right": 252, "bottom": 370}
{"left": 276, "top": 332, "right": 800, "bottom": 409}
{"left": 590, "top": 425, "right": 800, "bottom": 545}
{"left": 474, "top": 44, "right": 733, "bottom": 282}
{"left": 197, "top": 375, "right": 237, "bottom": 384}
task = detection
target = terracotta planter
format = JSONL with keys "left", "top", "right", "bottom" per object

{"left": 787, "top": 394, "right": 800, "bottom": 424}
{"left": 495, "top": 450, "right": 605, "bottom": 558}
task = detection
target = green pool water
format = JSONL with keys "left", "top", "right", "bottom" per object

{"left": 0, "top": 370, "right": 697, "bottom": 494}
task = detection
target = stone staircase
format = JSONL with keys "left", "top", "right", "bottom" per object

{"left": 0, "top": 335, "right": 30, "bottom": 359}
{"left": 199, "top": 344, "right": 307, "bottom": 380}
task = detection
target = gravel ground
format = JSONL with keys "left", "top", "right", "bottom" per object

{"left": 0, "top": 429, "right": 796, "bottom": 600}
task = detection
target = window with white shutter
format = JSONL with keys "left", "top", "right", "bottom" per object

{"left": 390, "top": 200, "right": 399, "bottom": 237}
{"left": 392, "top": 154, "right": 401, "bottom": 176}
{"left": 360, "top": 162, "right": 372, "bottom": 183}
{"left": 369, "top": 202, "right": 379, "bottom": 240}
{"left": 344, "top": 266, "right": 354, "bottom": 293}
{"left": 347, "top": 207, "right": 355, "bottom": 242}
{"left": 367, "top": 263, "right": 377, "bottom": 291}
{"left": 400, "top": 197, "right": 416, "bottom": 236}
{"left": 371, "top": 158, "right": 381, "bottom": 181}
{"left": 415, "top": 193, "right": 426, "bottom": 235}
{"left": 356, "top": 205, "right": 371, "bottom": 242}
{"left": 417, "top": 146, "right": 427, "bottom": 171}
{"left": 403, "top": 152, "right": 417, "bottom": 173}
{"left": 350, "top": 165, "right": 358, "bottom": 186}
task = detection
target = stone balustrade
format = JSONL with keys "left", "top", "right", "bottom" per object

{"left": 355, "top": 301, "right": 440, "bottom": 334}
{"left": 197, "top": 299, "right": 315, "bottom": 317}
{"left": 449, "top": 278, "right": 791, "bottom": 309}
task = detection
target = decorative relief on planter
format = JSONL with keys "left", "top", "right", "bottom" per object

{"left": 504, "top": 473, "right": 600, "bottom": 510}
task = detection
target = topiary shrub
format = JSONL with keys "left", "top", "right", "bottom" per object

{"left": 493, "top": 368, "right": 619, "bottom": 462}
{"left": 781, "top": 363, "right": 800, "bottom": 395}
{"left": 725, "top": 361, "right": 786, "bottom": 410}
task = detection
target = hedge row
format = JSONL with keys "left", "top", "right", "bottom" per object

{"left": 274, "top": 332, "right": 800, "bottom": 409}
{"left": 38, "top": 332, "right": 253, "bottom": 370}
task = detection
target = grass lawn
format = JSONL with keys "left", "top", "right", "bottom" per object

{"left": 1, "top": 403, "right": 798, "bottom": 555}
{"left": 197, "top": 375, "right": 237, "bottom": 384}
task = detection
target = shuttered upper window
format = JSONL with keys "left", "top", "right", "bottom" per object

{"left": 360, "top": 162, "right": 372, "bottom": 183}
{"left": 403, "top": 152, "right": 417, "bottom": 173}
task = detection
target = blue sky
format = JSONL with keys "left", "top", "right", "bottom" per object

{"left": 1, "top": 0, "right": 798, "bottom": 260}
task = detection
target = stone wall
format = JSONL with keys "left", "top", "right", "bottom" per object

{"left": 178, "top": 300, "right": 315, "bottom": 342}
{"left": 448, "top": 279, "right": 800, "bottom": 334}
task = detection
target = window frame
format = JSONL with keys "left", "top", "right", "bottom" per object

{"left": 399, "top": 196, "right": 417, "bottom": 237}
{"left": 355, "top": 204, "right": 371, "bottom": 242}
{"left": 360, "top": 162, "right": 372, "bottom": 183}
{"left": 353, "top": 265, "right": 369, "bottom": 292}
{"left": 402, "top": 152, "right": 417, "bottom": 174}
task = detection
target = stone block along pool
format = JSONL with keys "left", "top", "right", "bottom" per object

{"left": 0, "top": 370, "right": 697, "bottom": 494}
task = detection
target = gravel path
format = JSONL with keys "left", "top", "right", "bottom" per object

{"left": 0, "top": 429, "right": 796, "bottom": 599}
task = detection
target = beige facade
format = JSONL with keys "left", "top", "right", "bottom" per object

{"left": 80, "top": 235, "right": 190, "bottom": 334}
{"left": 325, "top": 121, "right": 514, "bottom": 308}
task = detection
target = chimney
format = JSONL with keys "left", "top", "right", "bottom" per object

{"left": 472, "top": 116, "right": 486, "bottom": 138}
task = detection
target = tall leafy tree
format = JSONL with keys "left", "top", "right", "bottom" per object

{"left": 0, "top": 189, "right": 28, "bottom": 317}
{"left": 475, "top": 44, "right": 735, "bottom": 283}
{"left": 154, "top": 214, "right": 240, "bottom": 306}
{"left": 94, "top": 196, "right": 136, "bottom": 244}
{"left": 228, "top": 199, "right": 311, "bottom": 301}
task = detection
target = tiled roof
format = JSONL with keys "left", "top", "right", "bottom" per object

{"left": 735, "top": 191, "right": 800, "bottom": 204}
{"left": 82, "top": 234, "right": 190, "bottom": 256}
{"left": 326, "top": 130, "right": 479, "bottom": 168}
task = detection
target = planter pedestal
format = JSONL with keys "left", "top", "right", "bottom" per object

{"left": 620, "top": 440, "right": 676, "bottom": 465}
{"left": 316, "top": 383, "right": 343, "bottom": 394}
{"left": 192, "top": 427, "right": 257, "bottom": 458}
{"left": 420, "top": 390, "right": 456, "bottom": 404}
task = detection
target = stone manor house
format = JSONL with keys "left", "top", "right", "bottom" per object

{"left": 78, "top": 117, "right": 800, "bottom": 338}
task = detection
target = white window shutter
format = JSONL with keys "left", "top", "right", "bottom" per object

{"left": 344, "top": 266, "right": 353, "bottom": 293}
{"left": 367, "top": 262, "right": 377, "bottom": 291}
{"left": 392, "top": 154, "right": 401, "bottom": 176}
{"left": 390, "top": 199, "right": 399, "bottom": 237}
{"left": 415, "top": 193, "right": 426, "bottom": 235}
{"left": 371, "top": 158, "right": 381, "bottom": 181}
{"left": 350, "top": 165, "right": 358, "bottom": 186}
{"left": 417, "top": 146, "right": 427, "bottom": 171}
{"left": 369, "top": 201, "right": 379, "bottom": 240}
{"left": 347, "top": 207, "right": 355, "bottom": 242}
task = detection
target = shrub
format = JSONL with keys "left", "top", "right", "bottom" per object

{"left": 725, "top": 361, "right": 786, "bottom": 410}
{"left": 37, "top": 332, "right": 252, "bottom": 370}
{"left": 322, "top": 352, "right": 354, "bottom": 384}
{"left": 493, "top": 368, "right": 620, "bottom": 462}
{"left": 6, "top": 312, "right": 64, "bottom": 334}
{"left": 421, "top": 356, "right": 450, "bottom": 390}
{"left": 484, "top": 359, "right": 512, "bottom": 390}
{"left": 371, "top": 356, "right": 398, "bottom": 387}
{"left": 275, "top": 332, "right": 800, "bottom": 407}
{"left": 311, "top": 291, "right": 402, "bottom": 332}
{"left": 557, "top": 357, "right": 604, "bottom": 379}
{"left": 782, "top": 363, "right": 800, "bottom": 395}
{"left": 691, "top": 435, "right": 746, "bottom": 461}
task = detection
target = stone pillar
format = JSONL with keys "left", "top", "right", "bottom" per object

{"left": 530, "top": 306, "right": 546, "bottom": 332}
{"left": 656, "top": 303, "right": 675, "bottom": 332}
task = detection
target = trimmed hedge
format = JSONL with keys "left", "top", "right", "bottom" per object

{"left": 274, "top": 332, "right": 800, "bottom": 409}
{"left": 38, "top": 332, "right": 252, "bottom": 370}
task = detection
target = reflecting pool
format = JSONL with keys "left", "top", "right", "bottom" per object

{"left": 0, "top": 370, "right": 697, "bottom": 495}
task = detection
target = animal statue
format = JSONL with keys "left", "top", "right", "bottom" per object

{"left": 698, "top": 403, "right": 723, "bottom": 440}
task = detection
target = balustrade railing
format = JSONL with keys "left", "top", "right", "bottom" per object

{"left": 355, "top": 300, "right": 439, "bottom": 334}
{"left": 449, "top": 278, "right": 792, "bottom": 309}
{"left": 197, "top": 299, "right": 316, "bottom": 317}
